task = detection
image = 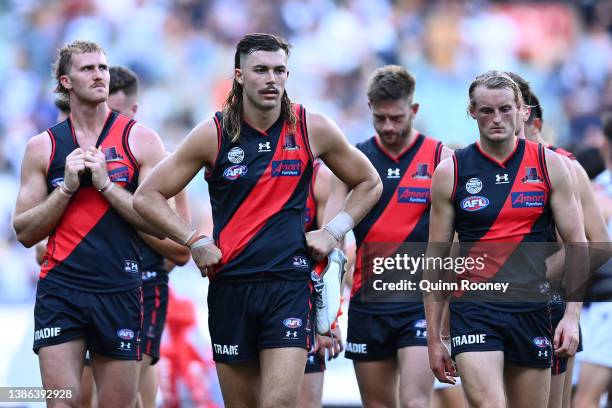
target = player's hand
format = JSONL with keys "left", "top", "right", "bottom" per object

{"left": 428, "top": 338, "right": 457, "bottom": 384}
{"left": 315, "top": 326, "right": 343, "bottom": 361}
{"left": 305, "top": 228, "right": 337, "bottom": 261}
{"left": 84, "top": 146, "right": 109, "bottom": 190}
{"left": 64, "top": 147, "right": 85, "bottom": 192}
{"left": 554, "top": 314, "right": 579, "bottom": 358}
{"left": 190, "top": 242, "right": 222, "bottom": 278}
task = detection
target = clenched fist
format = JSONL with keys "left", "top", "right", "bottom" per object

{"left": 305, "top": 228, "right": 338, "bottom": 261}
{"left": 191, "top": 241, "right": 222, "bottom": 277}
{"left": 84, "top": 146, "right": 110, "bottom": 190}
{"left": 64, "top": 148, "right": 86, "bottom": 192}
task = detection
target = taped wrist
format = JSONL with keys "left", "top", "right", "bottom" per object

{"left": 322, "top": 211, "right": 354, "bottom": 241}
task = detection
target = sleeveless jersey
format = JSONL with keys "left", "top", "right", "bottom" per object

{"left": 41, "top": 112, "right": 141, "bottom": 292}
{"left": 452, "top": 138, "right": 554, "bottom": 311}
{"left": 548, "top": 145, "right": 576, "bottom": 161}
{"left": 304, "top": 160, "right": 322, "bottom": 232}
{"left": 206, "top": 105, "right": 314, "bottom": 280}
{"left": 351, "top": 133, "right": 443, "bottom": 314}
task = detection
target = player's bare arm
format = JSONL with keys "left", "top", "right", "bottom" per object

{"left": 84, "top": 123, "right": 166, "bottom": 237}
{"left": 306, "top": 112, "right": 382, "bottom": 260}
{"left": 138, "top": 189, "right": 192, "bottom": 267}
{"left": 545, "top": 154, "right": 581, "bottom": 283}
{"left": 546, "top": 149, "right": 587, "bottom": 358}
{"left": 424, "top": 157, "right": 457, "bottom": 384}
{"left": 134, "top": 119, "right": 221, "bottom": 275}
{"left": 13, "top": 133, "right": 78, "bottom": 247}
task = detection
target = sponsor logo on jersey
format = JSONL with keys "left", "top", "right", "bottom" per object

{"left": 223, "top": 165, "right": 248, "bottom": 180}
{"left": 228, "top": 147, "right": 245, "bottom": 164}
{"left": 522, "top": 167, "right": 544, "bottom": 183}
{"left": 117, "top": 328, "right": 135, "bottom": 340}
{"left": 292, "top": 256, "right": 310, "bottom": 269}
{"left": 258, "top": 142, "right": 271, "bottom": 152}
{"left": 104, "top": 146, "right": 124, "bottom": 162}
{"left": 108, "top": 166, "right": 129, "bottom": 182}
{"left": 495, "top": 173, "right": 509, "bottom": 184}
{"left": 283, "top": 318, "right": 303, "bottom": 329}
{"left": 271, "top": 160, "right": 301, "bottom": 177}
{"left": 387, "top": 168, "right": 401, "bottom": 179}
{"left": 511, "top": 191, "right": 545, "bottom": 208}
{"left": 460, "top": 196, "right": 489, "bottom": 211}
{"left": 124, "top": 260, "right": 139, "bottom": 273}
{"left": 466, "top": 178, "right": 483, "bottom": 194}
{"left": 533, "top": 337, "right": 550, "bottom": 348}
{"left": 398, "top": 187, "right": 430, "bottom": 204}
{"left": 412, "top": 163, "right": 432, "bottom": 179}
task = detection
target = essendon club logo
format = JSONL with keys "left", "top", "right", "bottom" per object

{"left": 398, "top": 187, "right": 430, "bottom": 204}
{"left": 411, "top": 163, "right": 432, "bottom": 179}
{"left": 283, "top": 133, "right": 300, "bottom": 150}
{"left": 521, "top": 167, "right": 543, "bottom": 184}
{"left": 271, "top": 160, "right": 302, "bottom": 177}
{"left": 104, "top": 146, "right": 124, "bottom": 162}
{"left": 511, "top": 191, "right": 546, "bottom": 208}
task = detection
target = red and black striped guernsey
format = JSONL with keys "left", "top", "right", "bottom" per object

{"left": 206, "top": 105, "right": 314, "bottom": 280}
{"left": 303, "top": 160, "right": 322, "bottom": 233}
{"left": 452, "top": 138, "right": 554, "bottom": 311}
{"left": 351, "top": 133, "right": 443, "bottom": 313}
{"left": 42, "top": 112, "right": 141, "bottom": 292}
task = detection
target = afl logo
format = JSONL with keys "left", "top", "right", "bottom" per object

{"left": 466, "top": 178, "right": 483, "bottom": 194}
{"left": 414, "top": 319, "right": 427, "bottom": 329}
{"left": 117, "top": 329, "right": 134, "bottom": 340}
{"left": 228, "top": 147, "right": 245, "bottom": 164}
{"left": 223, "top": 165, "right": 248, "bottom": 180}
{"left": 283, "top": 318, "right": 303, "bottom": 329}
{"left": 533, "top": 337, "right": 550, "bottom": 348}
{"left": 460, "top": 196, "right": 489, "bottom": 212}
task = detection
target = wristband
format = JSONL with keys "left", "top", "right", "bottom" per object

{"left": 189, "top": 235, "right": 215, "bottom": 250}
{"left": 59, "top": 182, "right": 75, "bottom": 197}
{"left": 184, "top": 230, "right": 198, "bottom": 246}
{"left": 97, "top": 178, "right": 113, "bottom": 193}
{"left": 322, "top": 211, "right": 354, "bottom": 241}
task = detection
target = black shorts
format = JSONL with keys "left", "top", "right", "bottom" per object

{"left": 345, "top": 305, "right": 428, "bottom": 361}
{"left": 208, "top": 278, "right": 311, "bottom": 363}
{"left": 550, "top": 300, "right": 583, "bottom": 375}
{"left": 33, "top": 279, "right": 142, "bottom": 360}
{"left": 450, "top": 302, "right": 552, "bottom": 368}
{"left": 142, "top": 282, "right": 169, "bottom": 365}
{"left": 305, "top": 350, "right": 326, "bottom": 374}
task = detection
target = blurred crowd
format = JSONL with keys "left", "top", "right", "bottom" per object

{"left": 1, "top": 0, "right": 612, "bottom": 301}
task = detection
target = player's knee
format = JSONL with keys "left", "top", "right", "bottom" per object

{"left": 464, "top": 391, "right": 505, "bottom": 408}
{"left": 400, "top": 394, "right": 430, "bottom": 408}
{"left": 362, "top": 393, "right": 397, "bottom": 408}
{"left": 260, "top": 389, "right": 298, "bottom": 408}
{"left": 97, "top": 388, "right": 138, "bottom": 408}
